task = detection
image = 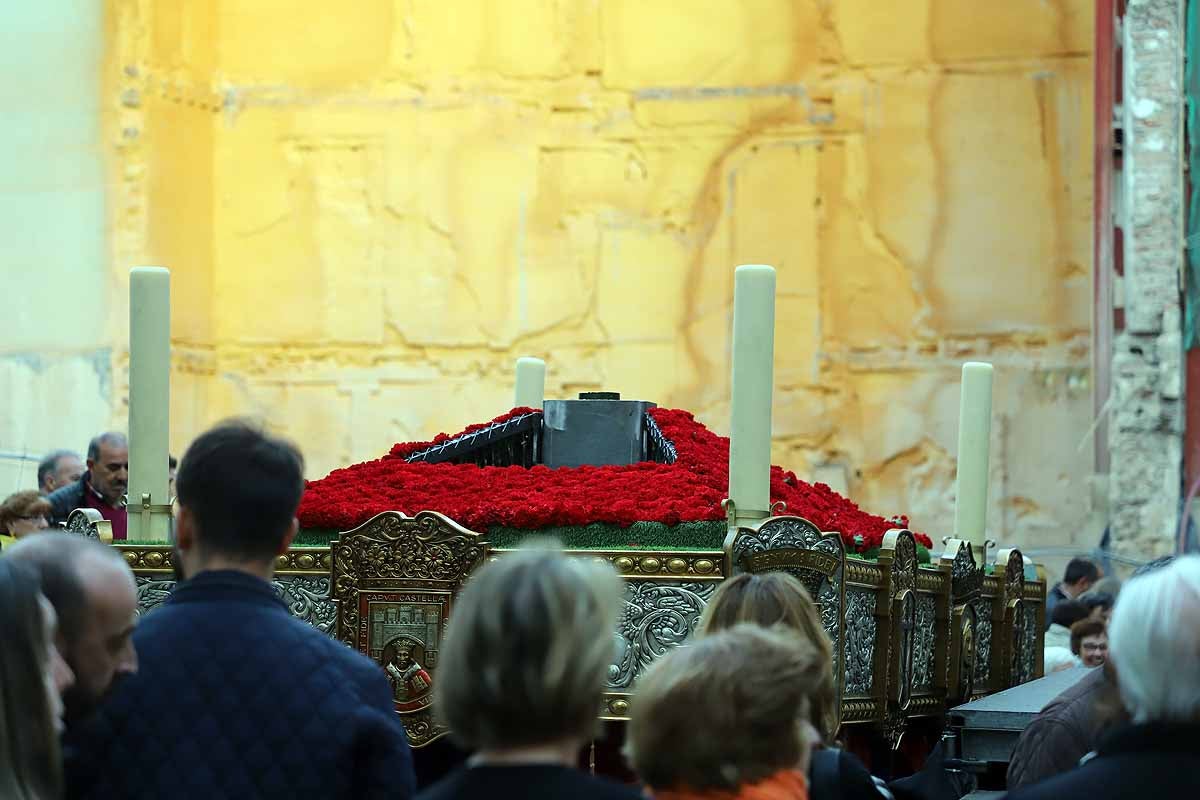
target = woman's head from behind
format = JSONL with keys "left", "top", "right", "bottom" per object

{"left": 698, "top": 571, "right": 836, "bottom": 739}
{"left": 0, "top": 558, "right": 75, "bottom": 800}
{"left": 435, "top": 541, "right": 622, "bottom": 754}
{"left": 627, "top": 624, "right": 818, "bottom": 794}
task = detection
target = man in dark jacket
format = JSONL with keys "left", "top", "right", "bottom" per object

{"left": 46, "top": 432, "right": 129, "bottom": 539}
{"left": 64, "top": 421, "right": 416, "bottom": 800}
{"left": 1044, "top": 558, "right": 1100, "bottom": 630}
{"left": 1006, "top": 556, "right": 1200, "bottom": 800}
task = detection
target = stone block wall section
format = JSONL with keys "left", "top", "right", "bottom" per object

{"left": 1111, "top": 0, "right": 1185, "bottom": 561}
{"left": 91, "top": 1, "right": 1096, "bottom": 562}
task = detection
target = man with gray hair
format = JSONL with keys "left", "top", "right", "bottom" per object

{"left": 38, "top": 449, "right": 83, "bottom": 495}
{"left": 3, "top": 533, "right": 139, "bottom": 724}
{"left": 1007, "top": 555, "right": 1200, "bottom": 798}
{"left": 46, "top": 432, "right": 128, "bottom": 539}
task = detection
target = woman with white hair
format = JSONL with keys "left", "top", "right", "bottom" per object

{"left": 1006, "top": 555, "right": 1200, "bottom": 799}
{"left": 415, "top": 543, "right": 640, "bottom": 800}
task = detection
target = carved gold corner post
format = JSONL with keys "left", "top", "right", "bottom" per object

{"left": 991, "top": 548, "right": 1036, "bottom": 688}
{"left": 330, "top": 511, "right": 489, "bottom": 747}
{"left": 939, "top": 539, "right": 981, "bottom": 706}
{"left": 878, "top": 530, "right": 918, "bottom": 750}
{"left": 724, "top": 515, "right": 847, "bottom": 735}
{"left": 64, "top": 508, "right": 113, "bottom": 544}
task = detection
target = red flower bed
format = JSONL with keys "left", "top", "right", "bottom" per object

{"left": 298, "top": 407, "right": 932, "bottom": 553}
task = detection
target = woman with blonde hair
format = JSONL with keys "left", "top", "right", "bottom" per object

{"left": 627, "top": 624, "right": 818, "bottom": 799}
{"left": 698, "top": 572, "right": 888, "bottom": 800}
{"left": 416, "top": 543, "right": 640, "bottom": 800}
{"left": 0, "top": 559, "right": 76, "bottom": 800}
{"left": 0, "top": 491, "right": 52, "bottom": 551}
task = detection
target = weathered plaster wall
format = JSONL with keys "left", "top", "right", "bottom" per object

{"left": 0, "top": 2, "right": 110, "bottom": 492}
{"left": 98, "top": 1, "right": 1095, "bottom": 553}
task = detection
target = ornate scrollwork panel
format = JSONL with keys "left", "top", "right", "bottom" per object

{"left": 940, "top": 538, "right": 982, "bottom": 602}
{"left": 275, "top": 575, "right": 336, "bottom": 635}
{"left": 729, "top": 516, "right": 826, "bottom": 563}
{"left": 893, "top": 590, "right": 917, "bottom": 710}
{"left": 330, "top": 511, "right": 488, "bottom": 749}
{"left": 608, "top": 581, "right": 716, "bottom": 690}
{"left": 997, "top": 548, "right": 1026, "bottom": 603}
{"left": 913, "top": 594, "right": 936, "bottom": 691}
{"left": 948, "top": 602, "right": 977, "bottom": 703}
{"left": 1019, "top": 603, "right": 1038, "bottom": 684}
{"left": 134, "top": 576, "right": 173, "bottom": 616}
{"left": 971, "top": 597, "right": 993, "bottom": 689}
{"left": 845, "top": 588, "right": 877, "bottom": 696}
{"left": 65, "top": 508, "right": 112, "bottom": 543}
{"left": 882, "top": 529, "right": 917, "bottom": 595}
{"left": 1005, "top": 598, "right": 1025, "bottom": 687}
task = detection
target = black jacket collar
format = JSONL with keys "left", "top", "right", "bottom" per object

{"left": 1099, "top": 721, "right": 1200, "bottom": 758}
{"left": 168, "top": 569, "right": 285, "bottom": 610}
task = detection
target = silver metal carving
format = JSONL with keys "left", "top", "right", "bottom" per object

{"left": 819, "top": 580, "right": 841, "bottom": 683}
{"left": 914, "top": 594, "right": 936, "bottom": 690}
{"left": 132, "top": 574, "right": 336, "bottom": 636}
{"left": 731, "top": 517, "right": 826, "bottom": 563}
{"left": 1019, "top": 603, "right": 1038, "bottom": 684}
{"left": 608, "top": 581, "right": 716, "bottom": 690}
{"left": 135, "top": 576, "right": 174, "bottom": 616}
{"left": 65, "top": 508, "right": 106, "bottom": 539}
{"left": 972, "top": 598, "right": 993, "bottom": 687}
{"left": 845, "top": 588, "right": 877, "bottom": 696}
{"left": 274, "top": 575, "right": 337, "bottom": 635}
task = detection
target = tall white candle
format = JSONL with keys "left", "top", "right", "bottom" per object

{"left": 953, "top": 362, "right": 994, "bottom": 548}
{"left": 128, "top": 267, "right": 172, "bottom": 542}
{"left": 728, "top": 265, "right": 776, "bottom": 521}
{"left": 514, "top": 357, "right": 546, "bottom": 410}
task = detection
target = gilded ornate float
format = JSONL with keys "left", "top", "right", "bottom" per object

{"left": 108, "top": 399, "right": 1045, "bottom": 752}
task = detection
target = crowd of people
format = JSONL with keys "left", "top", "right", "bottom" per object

{"left": 2, "top": 420, "right": 1198, "bottom": 799}
{"left": 1, "top": 436, "right": 178, "bottom": 552}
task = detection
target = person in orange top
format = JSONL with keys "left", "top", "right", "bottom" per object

{"left": 626, "top": 624, "right": 816, "bottom": 800}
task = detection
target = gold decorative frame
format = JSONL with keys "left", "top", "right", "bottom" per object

{"left": 939, "top": 539, "right": 981, "bottom": 705}
{"left": 330, "top": 510, "right": 488, "bottom": 748}
{"left": 64, "top": 508, "right": 113, "bottom": 544}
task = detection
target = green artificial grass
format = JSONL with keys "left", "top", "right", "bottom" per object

{"left": 486, "top": 521, "right": 727, "bottom": 551}
{"left": 290, "top": 523, "right": 931, "bottom": 563}
{"left": 293, "top": 528, "right": 340, "bottom": 547}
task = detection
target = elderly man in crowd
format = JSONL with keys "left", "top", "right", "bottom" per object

{"left": 46, "top": 432, "right": 129, "bottom": 539}
{"left": 38, "top": 450, "right": 83, "bottom": 496}
{"left": 4, "top": 534, "right": 140, "bottom": 725}
{"left": 1007, "top": 555, "right": 1200, "bottom": 799}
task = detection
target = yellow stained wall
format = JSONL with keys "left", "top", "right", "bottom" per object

{"left": 105, "top": 0, "right": 1095, "bottom": 553}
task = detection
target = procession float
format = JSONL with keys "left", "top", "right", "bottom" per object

{"left": 72, "top": 265, "right": 1046, "bottom": 774}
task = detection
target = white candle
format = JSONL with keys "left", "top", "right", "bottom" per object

{"left": 728, "top": 265, "right": 776, "bottom": 520}
{"left": 514, "top": 357, "right": 546, "bottom": 410}
{"left": 128, "top": 267, "right": 172, "bottom": 542}
{"left": 953, "top": 362, "right": 994, "bottom": 547}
